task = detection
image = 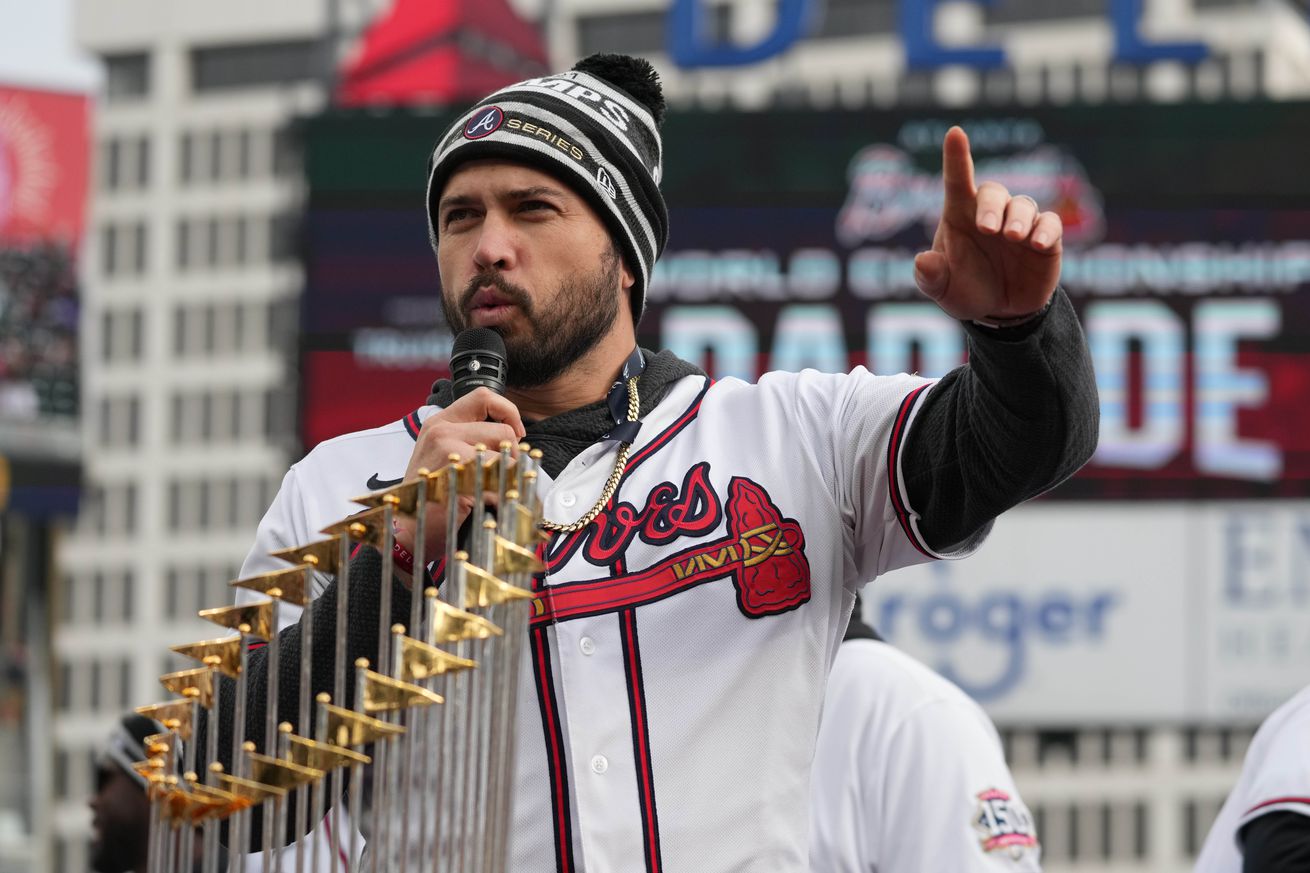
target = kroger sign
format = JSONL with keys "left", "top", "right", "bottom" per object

{"left": 668, "top": 0, "right": 1209, "bottom": 69}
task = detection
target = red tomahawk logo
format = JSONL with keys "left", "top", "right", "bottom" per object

{"left": 531, "top": 477, "right": 810, "bottom": 625}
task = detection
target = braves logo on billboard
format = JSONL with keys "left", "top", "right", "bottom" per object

{"left": 836, "top": 143, "right": 1105, "bottom": 248}
{"left": 534, "top": 462, "right": 811, "bottom": 623}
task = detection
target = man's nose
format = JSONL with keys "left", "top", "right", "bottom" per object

{"left": 473, "top": 213, "right": 517, "bottom": 271}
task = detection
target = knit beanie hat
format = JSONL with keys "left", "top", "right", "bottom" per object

{"left": 426, "top": 53, "right": 668, "bottom": 324}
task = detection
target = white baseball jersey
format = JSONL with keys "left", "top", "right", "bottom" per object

{"left": 238, "top": 367, "right": 989, "bottom": 871}
{"left": 1194, "top": 684, "right": 1310, "bottom": 872}
{"left": 810, "top": 638, "right": 1041, "bottom": 872}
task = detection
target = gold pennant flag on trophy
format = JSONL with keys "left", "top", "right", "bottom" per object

{"left": 505, "top": 502, "right": 542, "bottom": 548}
{"left": 162, "top": 788, "right": 228, "bottom": 825}
{"left": 422, "top": 459, "right": 476, "bottom": 507}
{"left": 136, "top": 700, "right": 197, "bottom": 740}
{"left": 321, "top": 505, "right": 390, "bottom": 549}
{"left": 198, "top": 600, "right": 274, "bottom": 641}
{"left": 143, "top": 734, "right": 175, "bottom": 758}
{"left": 351, "top": 478, "right": 423, "bottom": 514}
{"left": 189, "top": 782, "right": 251, "bottom": 821}
{"left": 144, "top": 773, "right": 171, "bottom": 803}
{"left": 493, "top": 536, "right": 546, "bottom": 576}
{"left": 158, "top": 668, "right": 214, "bottom": 709}
{"left": 430, "top": 598, "right": 502, "bottom": 644}
{"left": 463, "top": 563, "right": 534, "bottom": 609}
{"left": 398, "top": 635, "right": 476, "bottom": 682}
{"left": 361, "top": 668, "right": 443, "bottom": 714}
{"left": 322, "top": 703, "right": 406, "bottom": 748}
{"left": 132, "top": 757, "right": 165, "bottom": 784}
{"left": 245, "top": 751, "right": 324, "bottom": 792}
{"left": 271, "top": 537, "right": 343, "bottom": 574}
{"left": 170, "top": 636, "right": 243, "bottom": 678}
{"left": 285, "top": 734, "right": 371, "bottom": 771}
{"left": 477, "top": 452, "right": 504, "bottom": 493}
{"left": 231, "top": 565, "right": 312, "bottom": 607}
{"left": 217, "top": 773, "right": 287, "bottom": 803}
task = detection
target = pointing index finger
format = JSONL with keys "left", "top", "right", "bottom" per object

{"left": 941, "top": 126, "right": 976, "bottom": 221}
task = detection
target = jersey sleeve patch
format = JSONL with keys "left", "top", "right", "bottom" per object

{"left": 974, "top": 787, "right": 1040, "bottom": 858}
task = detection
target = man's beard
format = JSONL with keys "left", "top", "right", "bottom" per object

{"left": 442, "top": 247, "right": 622, "bottom": 389}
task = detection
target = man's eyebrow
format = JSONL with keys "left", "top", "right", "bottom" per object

{"left": 437, "top": 186, "right": 567, "bottom": 213}
{"left": 437, "top": 193, "right": 478, "bottom": 212}
{"left": 506, "top": 185, "right": 567, "bottom": 200}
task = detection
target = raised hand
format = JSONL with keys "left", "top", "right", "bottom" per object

{"left": 913, "top": 126, "right": 1063, "bottom": 323}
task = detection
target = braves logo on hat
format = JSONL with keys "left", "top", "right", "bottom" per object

{"left": 464, "top": 106, "right": 504, "bottom": 140}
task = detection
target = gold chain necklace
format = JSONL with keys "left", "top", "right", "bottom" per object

{"left": 539, "top": 375, "right": 640, "bottom": 533}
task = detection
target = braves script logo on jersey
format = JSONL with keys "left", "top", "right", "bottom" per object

{"left": 973, "top": 788, "right": 1039, "bottom": 858}
{"left": 533, "top": 462, "right": 810, "bottom": 624}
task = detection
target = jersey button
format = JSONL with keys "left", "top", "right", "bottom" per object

{"left": 579, "top": 637, "right": 595, "bottom": 655}
{"left": 590, "top": 755, "right": 608, "bottom": 775}
{"left": 559, "top": 492, "right": 577, "bottom": 508}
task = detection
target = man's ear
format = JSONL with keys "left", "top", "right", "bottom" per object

{"left": 620, "top": 260, "right": 636, "bottom": 291}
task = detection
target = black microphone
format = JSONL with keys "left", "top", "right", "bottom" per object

{"left": 448, "top": 328, "right": 510, "bottom": 555}
{"left": 450, "top": 328, "right": 508, "bottom": 400}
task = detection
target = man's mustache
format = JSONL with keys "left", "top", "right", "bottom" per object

{"left": 459, "top": 271, "right": 534, "bottom": 316}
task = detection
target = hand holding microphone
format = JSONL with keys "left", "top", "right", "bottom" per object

{"left": 392, "top": 329, "right": 524, "bottom": 575}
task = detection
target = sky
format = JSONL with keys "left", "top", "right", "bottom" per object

{"left": 0, "top": 0, "right": 99, "bottom": 93}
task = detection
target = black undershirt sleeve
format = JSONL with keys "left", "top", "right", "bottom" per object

{"left": 900, "top": 288, "right": 1100, "bottom": 553}
{"left": 1241, "top": 812, "right": 1310, "bottom": 873}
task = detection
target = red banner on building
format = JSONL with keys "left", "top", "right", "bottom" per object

{"left": 0, "top": 85, "right": 91, "bottom": 245}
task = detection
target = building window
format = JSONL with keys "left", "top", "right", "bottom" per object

{"left": 100, "top": 224, "right": 117, "bottom": 276}
{"left": 191, "top": 40, "right": 320, "bottom": 92}
{"left": 100, "top": 135, "right": 151, "bottom": 191}
{"left": 137, "top": 135, "right": 151, "bottom": 188}
{"left": 119, "top": 659, "right": 133, "bottom": 707}
{"left": 99, "top": 222, "right": 148, "bottom": 277}
{"left": 103, "top": 138, "right": 121, "bottom": 190}
{"left": 104, "top": 52, "right": 150, "bottom": 102}
{"left": 85, "top": 482, "right": 138, "bottom": 536}
{"left": 100, "top": 306, "right": 146, "bottom": 364}
{"left": 271, "top": 125, "right": 299, "bottom": 178}
{"left": 179, "top": 132, "right": 195, "bottom": 184}
{"left": 96, "top": 393, "right": 142, "bottom": 448}
{"left": 133, "top": 221, "right": 148, "bottom": 274}
{"left": 269, "top": 212, "right": 298, "bottom": 262}
{"left": 267, "top": 298, "right": 298, "bottom": 351}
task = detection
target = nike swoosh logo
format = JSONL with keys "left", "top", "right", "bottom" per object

{"left": 366, "top": 473, "right": 404, "bottom": 490}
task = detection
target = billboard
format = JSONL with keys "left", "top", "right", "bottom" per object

{"left": 868, "top": 501, "right": 1310, "bottom": 723}
{"left": 0, "top": 85, "right": 90, "bottom": 244}
{"left": 302, "top": 101, "right": 1310, "bottom": 500}
{"left": 0, "top": 84, "right": 88, "bottom": 514}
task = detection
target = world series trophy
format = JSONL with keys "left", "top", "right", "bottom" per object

{"left": 139, "top": 441, "right": 546, "bottom": 872}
